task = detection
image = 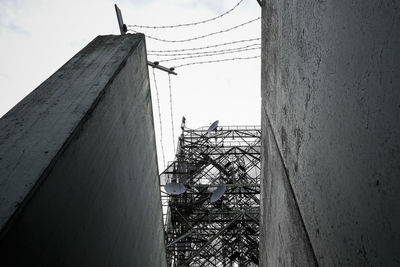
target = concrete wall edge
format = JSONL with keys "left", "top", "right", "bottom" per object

{"left": 0, "top": 34, "right": 145, "bottom": 241}
{"left": 262, "top": 103, "right": 319, "bottom": 266}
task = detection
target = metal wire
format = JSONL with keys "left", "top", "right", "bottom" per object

{"left": 147, "top": 38, "right": 261, "bottom": 53}
{"left": 147, "top": 43, "right": 261, "bottom": 56}
{"left": 168, "top": 74, "right": 176, "bottom": 155}
{"left": 155, "top": 46, "right": 261, "bottom": 63}
{"left": 128, "top": 17, "right": 260, "bottom": 43}
{"left": 151, "top": 68, "right": 166, "bottom": 169}
{"left": 173, "top": 55, "right": 260, "bottom": 68}
{"left": 127, "top": 0, "right": 244, "bottom": 29}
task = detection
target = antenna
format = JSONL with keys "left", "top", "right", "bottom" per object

{"left": 181, "top": 116, "right": 186, "bottom": 130}
{"left": 210, "top": 184, "right": 226, "bottom": 202}
{"left": 165, "top": 183, "right": 186, "bottom": 195}
{"left": 208, "top": 120, "right": 219, "bottom": 132}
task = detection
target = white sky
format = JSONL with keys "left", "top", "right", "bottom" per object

{"left": 0, "top": 0, "right": 261, "bottom": 172}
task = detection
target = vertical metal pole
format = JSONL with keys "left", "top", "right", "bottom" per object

{"left": 114, "top": 4, "right": 127, "bottom": 35}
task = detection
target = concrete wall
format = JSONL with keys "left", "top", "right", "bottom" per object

{"left": 0, "top": 34, "right": 167, "bottom": 266}
{"left": 261, "top": 1, "right": 400, "bottom": 266}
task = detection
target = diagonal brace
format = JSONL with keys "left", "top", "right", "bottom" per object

{"left": 182, "top": 213, "right": 242, "bottom": 265}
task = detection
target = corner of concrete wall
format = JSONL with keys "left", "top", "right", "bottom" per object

{"left": 0, "top": 34, "right": 167, "bottom": 266}
{"left": 260, "top": 0, "right": 400, "bottom": 266}
{"left": 260, "top": 108, "right": 318, "bottom": 266}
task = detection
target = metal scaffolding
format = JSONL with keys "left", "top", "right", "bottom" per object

{"left": 160, "top": 121, "right": 261, "bottom": 266}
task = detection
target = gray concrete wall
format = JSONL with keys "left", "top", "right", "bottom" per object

{"left": 0, "top": 34, "right": 167, "bottom": 266}
{"left": 261, "top": 1, "right": 400, "bottom": 266}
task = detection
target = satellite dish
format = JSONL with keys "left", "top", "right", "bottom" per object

{"left": 207, "top": 185, "right": 217, "bottom": 193}
{"left": 210, "top": 184, "right": 226, "bottom": 203}
{"left": 165, "top": 183, "right": 186, "bottom": 195}
{"left": 207, "top": 120, "right": 219, "bottom": 133}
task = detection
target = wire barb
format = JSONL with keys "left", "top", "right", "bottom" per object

{"left": 173, "top": 55, "right": 260, "bottom": 68}
{"left": 127, "top": 0, "right": 244, "bottom": 29}
{"left": 128, "top": 17, "right": 260, "bottom": 43}
{"left": 152, "top": 68, "right": 166, "bottom": 170}
{"left": 154, "top": 46, "right": 261, "bottom": 63}
{"left": 147, "top": 38, "right": 261, "bottom": 53}
{"left": 147, "top": 43, "right": 261, "bottom": 56}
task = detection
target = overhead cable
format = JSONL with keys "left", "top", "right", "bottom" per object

{"left": 128, "top": 17, "right": 260, "bottom": 43}
{"left": 173, "top": 55, "right": 260, "bottom": 68}
{"left": 151, "top": 68, "right": 166, "bottom": 169}
{"left": 168, "top": 74, "right": 176, "bottom": 155}
{"left": 147, "top": 38, "right": 261, "bottom": 53}
{"left": 127, "top": 0, "right": 244, "bottom": 29}
{"left": 155, "top": 46, "right": 261, "bottom": 63}
{"left": 147, "top": 43, "right": 261, "bottom": 56}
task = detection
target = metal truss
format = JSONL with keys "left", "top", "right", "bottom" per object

{"left": 160, "top": 122, "right": 261, "bottom": 266}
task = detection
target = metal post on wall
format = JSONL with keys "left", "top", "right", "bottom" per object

{"left": 114, "top": 4, "right": 177, "bottom": 75}
{"left": 114, "top": 4, "right": 127, "bottom": 35}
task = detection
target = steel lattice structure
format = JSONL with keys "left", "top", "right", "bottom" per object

{"left": 160, "top": 122, "right": 261, "bottom": 266}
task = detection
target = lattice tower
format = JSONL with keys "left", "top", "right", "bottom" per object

{"left": 160, "top": 122, "right": 261, "bottom": 266}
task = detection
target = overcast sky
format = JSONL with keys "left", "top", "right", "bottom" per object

{"left": 0, "top": 0, "right": 261, "bottom": 171}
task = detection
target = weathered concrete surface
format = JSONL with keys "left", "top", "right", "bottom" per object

{"left": 261, "top": 0, "right": 400, "bottom": 266}
{"left": 0, "top": 34, "right": 167, "bottom": 266}
{"left": 260, "top": 114, "right": 317, "bottom": 266}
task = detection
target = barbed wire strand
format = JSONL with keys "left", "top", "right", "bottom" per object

{"left": 148, "top": 43, "right": 261, "bottom": 56}
{"left": 155, "top": 46, "right": 261, "bottom": 63}
{"left": 173, "top": 55, "right": 260, "bottom": 68}
{"left": 127, "top": 0, "right": 244, "bottom": 29}
{"left": 147, "top": 38, "right": 261, "bottom": 53}
{"left": 151, "top": 67, "right": 166, "bottom": 170}
{"left": 128, "top": 17, "right": 260, "bottom": 43}
{"left": 168, "top": 74, "right": 176, "bottom": 155}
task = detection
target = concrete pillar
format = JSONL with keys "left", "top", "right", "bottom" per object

{"left": 0, "top": 34, "right": 167, "bottom": 266}
{"left": 260, "top": 0, "right": 400, "bottom": 266}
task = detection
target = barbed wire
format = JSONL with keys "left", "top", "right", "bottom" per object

{"left": 147, "top": 38, "right": 261, "bottom": 53}
{"left": 147, "top": 43, "right": 261, "bottom": 56}
{"left": 127, "top": 0, "right": 244, "bottom": 29}
{"left": 168, "top": 74, "right": 176, "bottom": 155}
{"left": 154, "top": 46, "right": 261, "bottom": 63}
{"left": 151, "top": 68, "right": 166, "bottom": 169}
{"left": 128, "top": 17, "right": 260, "bottom": 43}
{"left": 173, "top": 55, "right": 260, "bottom": 68}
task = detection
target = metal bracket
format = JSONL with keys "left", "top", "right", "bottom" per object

{"left": 114, "top": 5, "right": 177, "bottom": 75}
{"left": 148, "top": 61, "right": 178, "bottom": 75}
